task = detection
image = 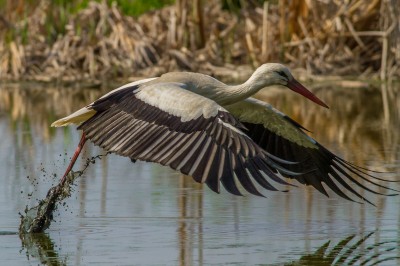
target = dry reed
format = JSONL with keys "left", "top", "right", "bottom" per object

{"left": 0, "top": 0, "right": 399, "bottom": 82}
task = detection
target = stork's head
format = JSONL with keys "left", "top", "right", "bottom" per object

{"left": 253, "top": 63, "right": 329, "bottom": 108}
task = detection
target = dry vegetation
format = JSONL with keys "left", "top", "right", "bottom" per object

{"left": 0, "top": 0, "right": 399, "bottom": 82}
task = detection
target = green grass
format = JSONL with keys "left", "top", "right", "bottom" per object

{"left": 72, "top": 0, "right": 175, "bottom": 17}
{"left": 107, "top": 0, "right": 175, "bottom": 17}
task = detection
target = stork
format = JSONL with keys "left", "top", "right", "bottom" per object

{"left": 52, "top": 63, "right": 397, "bottom": 204}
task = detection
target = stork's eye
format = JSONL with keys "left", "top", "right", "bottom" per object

{"left": 276, "top": 71, "right": 288, "bottom": 79}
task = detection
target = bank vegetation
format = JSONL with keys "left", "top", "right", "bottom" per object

{"left": 0, "top": 0, "right": 399, "bottom": 83}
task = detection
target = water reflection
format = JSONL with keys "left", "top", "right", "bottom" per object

{"left": 0, "top": 82, "right": 103, "bottom": 141}
{"left": 20, "top": 232, "right": 67, "bottom": 266}
{"left": 285, "top": 232, "right": 400, "bottom": 265}
{"left": 0, "top": 81, "right": 399, "bottom": 265}
{"left": 177, "top": 176, "right": 203, "bottom": 266}
{"left": 18, "top": 223, "right": 400, "bottom": 265}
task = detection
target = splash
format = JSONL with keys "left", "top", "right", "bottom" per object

{"left": 19, "top": 154, "right": 106, "bottom": 234}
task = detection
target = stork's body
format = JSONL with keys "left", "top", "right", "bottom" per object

{"left": 52, "top": 63, "right": 397, "bottom": 204}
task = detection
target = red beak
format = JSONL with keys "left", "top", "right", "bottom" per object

{"left": 287, "top": 79, "right": 329, "bottom": 108}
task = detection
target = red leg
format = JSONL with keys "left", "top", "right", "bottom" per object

{"left": 59, "top": 133, "right": 87, "bottom": 185}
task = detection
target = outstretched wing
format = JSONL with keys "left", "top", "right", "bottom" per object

{"left": 78, "top": 82, "right": 296, "bottom": 196}
{"left": 224, "top": 97, "right": 398, "bottom": 204}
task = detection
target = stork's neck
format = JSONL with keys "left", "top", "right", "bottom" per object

{"left": 215, "top": 72, "right": 274, "bottom": 105}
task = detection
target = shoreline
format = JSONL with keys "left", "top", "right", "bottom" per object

{"left": 1, "top": 69, "right": 392, "bottom": 91}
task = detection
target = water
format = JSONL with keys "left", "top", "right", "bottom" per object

{"left": 0, "top": 81, "right": 399, "bottom": 265}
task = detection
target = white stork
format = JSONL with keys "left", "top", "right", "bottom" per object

{"left": 52, "top": 63, "right": 397, "bottom": 204}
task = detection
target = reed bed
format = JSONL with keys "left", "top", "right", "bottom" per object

{"left": 0, "top": 0, "right": 399, "bottom": 82}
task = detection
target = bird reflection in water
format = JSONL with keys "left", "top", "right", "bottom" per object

{"left": 19, "top": 224, "right": 400, "bottom": 265}
{"left": 285, "top": 232, "right": 400, "bottom": 265}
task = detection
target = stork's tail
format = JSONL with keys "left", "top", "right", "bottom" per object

{"left": 51, "top": 107, "right": 96, "bottom": 127}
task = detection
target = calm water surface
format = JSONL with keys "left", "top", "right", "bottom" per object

{"left": 0, "top": 81, "right": 399, "bottom": 265}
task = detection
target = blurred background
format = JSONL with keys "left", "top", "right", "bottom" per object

{"left": 0, "top": 0, "right": 399, "bottom": 82}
